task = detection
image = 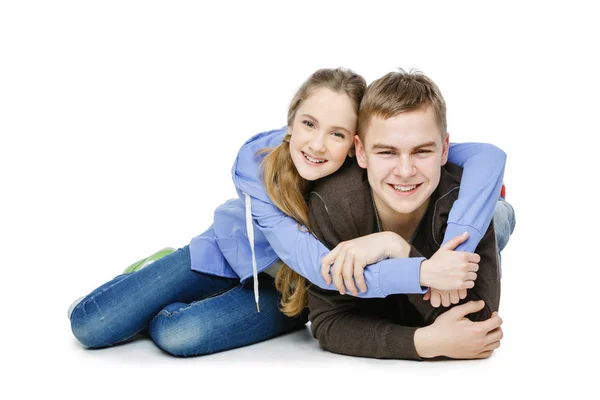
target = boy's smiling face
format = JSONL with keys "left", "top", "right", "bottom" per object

{"left": 355, "top": 106, "right": 449, "bottom": 219}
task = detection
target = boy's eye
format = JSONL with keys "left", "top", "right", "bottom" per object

{"left": 378, "top": 151, "right": 393, "bottom": 155}
{"left": 416, "top": 149, "right": 432, "bottom": 154}
{"left": 303, "top": 120, "right": 315, "bottom": 128}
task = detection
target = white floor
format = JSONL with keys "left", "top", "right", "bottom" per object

{"left": 9, "top": 245, "right": 589, "bottom": 400}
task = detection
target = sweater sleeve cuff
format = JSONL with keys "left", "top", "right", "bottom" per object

{"left": 379, "top": 257, "right": 428, "bottom": 296}
{"left": 442, "top": 223, "right": 483, "bottom": 253}
{"left": 388, "top": 326, "right": 423, "bottom": 361}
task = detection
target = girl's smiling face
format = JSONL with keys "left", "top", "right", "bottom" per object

{"left": 288, "top": 87, "right": 357, "bottom": 181}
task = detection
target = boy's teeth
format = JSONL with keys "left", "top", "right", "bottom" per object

{"left": 304, "top": 153, "right": 325, "bottom": 163}
{"left": 393, "top": 184, "right": 417, "bottom": 192}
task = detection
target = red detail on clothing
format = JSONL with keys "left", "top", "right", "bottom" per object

{"left": 500, "top": 184, "right": 506, "bottom": 198}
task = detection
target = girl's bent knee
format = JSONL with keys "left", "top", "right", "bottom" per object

{"left": 70, "top": 306, "right": 112, "bottom": 349}
{"left": 70, "top": 299, "right": 135, "bottom": 348}
{"left": 149, "top": 311, "right": 212, "bottom": 357}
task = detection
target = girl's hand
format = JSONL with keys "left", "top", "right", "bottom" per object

{"left": 423, "top": 288, "right": 468, "bottom": 307}
{"left": 420, "top": 233, "right": 480, "bottom": 291}
{"left": 321, "top": 232, "right": 410, "bottom": 296}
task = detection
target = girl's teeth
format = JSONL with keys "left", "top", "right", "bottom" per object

{"left": 304, "top": 153, "right": 325, "bottom": 163}
{"left": 393, "top": 184, "right": 417, "bottom": 192}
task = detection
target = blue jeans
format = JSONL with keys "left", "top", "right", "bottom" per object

{"left": 71, "top": 200, "right": 515, "bottom": 356}
{"left": 70, "top": 246, "right": 308, "bottom": 356}
{"left": 494, "top": 198, "right": 516, "bottom": 252}
{"left": 494, "top": 198, "right": 516, "bottom": 278}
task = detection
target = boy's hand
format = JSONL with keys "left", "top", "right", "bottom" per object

{"left": 416, "top": 301, "right": 503, "bottom": 359}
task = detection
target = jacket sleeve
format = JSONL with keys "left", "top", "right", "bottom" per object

{"left": 406, "top": 220, "right": 501, "bottom": 324}
{"left": 444, "top": 142, "right": 506, "bottom": 252}
{"left": 307, "top": 286, "right": 423, "bottom": 360}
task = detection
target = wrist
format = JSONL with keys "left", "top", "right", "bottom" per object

{"left": 385, "top": 232, "right": 410, "bottom": 258}
{"left": 419, "top": 259, "right": 432, "bottom": 287}
{"left": 414, "top": 326, "right": 440, "bottom": 358}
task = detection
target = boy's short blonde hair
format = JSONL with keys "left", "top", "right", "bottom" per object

{"left": 358, "top": 69, "right": 447, "bottom": 140}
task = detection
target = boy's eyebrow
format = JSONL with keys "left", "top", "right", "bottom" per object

{"left": 371, "top": 141, "right": 438, "bottom": 151}
{"left": 299, "top": 114, "right": 351, "bottom": 134}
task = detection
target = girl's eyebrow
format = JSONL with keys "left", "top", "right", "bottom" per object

{"left": 299, "top": 114, "right": 351, "bottom": 135}
{"left": 299, "top": 113, "right": 316, "bottom": 121}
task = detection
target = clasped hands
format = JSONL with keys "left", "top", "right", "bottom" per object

{"left": 321, "top": 231, "right": 480, "bottom": 307}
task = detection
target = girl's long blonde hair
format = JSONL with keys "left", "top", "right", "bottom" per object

{"left": 261, "top": 68, "right": 366, "bottom": 316}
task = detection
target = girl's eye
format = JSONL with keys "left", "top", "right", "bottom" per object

{"left": 303, "top": 120, "right": 315, "bottom": 128}
{"left": 332, "top": 131, "right": 345, "bottom": 139}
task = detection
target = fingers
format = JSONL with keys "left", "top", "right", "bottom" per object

{"left": 321, "top": 247, "right": 340, "bottom": 285}
{"left": 458, "top": 288, "right": 467, "bottom": 300}
{"left": 354, "top": 262, "right": 367, "bottom": 294}
{"left": 440, "top": 232, "right": 469, "bottom": 251}
{"left": 485, "top": 327, "right": 503, "bottom": 344}
{"left": 429, "top": 290, "right": 461, "bottom": 306}
{"left": 461, "top": 280, "right": 475, "bottom": 290}
{"left": 466, "top": 272, "right": 477, "bottom": 282}
{"left": 482, "top": 341, "right": 501, "bottom": 352}
{"left": 467, "top": 261, "right": 479, "bottom": 272}
{"left": 330, "top": 249, "right": 347, "bottom": 294}
{"left": 342, "top": 252, "right": 359, "bottom": 296}
{"left": 466, "top": 252, "right": 481, "bottom": 264}
{"left": 475, "top": 350, "right": 494, "bottom": 359}
{"left": 321, "top": 242, "right": 370, "bottom": 296}
{"left": 448, "top": 300, "right": 485, "bottom": 318}
{"left": 450, "top": 290, "right": 460, "bottom": 305}
{"left": 423, "top": 289, "right": 431, "bottom": 301}
{"left": 476, "top": 312, "right": 503, "bottom": 333}
{"left": 441, "top": 291, "right": 451, "bottom": 307}
{"left": 430, "top": 290, "right": 442, "bottom": 308}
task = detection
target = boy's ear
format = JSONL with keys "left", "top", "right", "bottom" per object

{"left": 441, "top": 133, "right": 450, "bottom": 165}
{"left": 355, "top": 136, "right": 367, "bottom": 169}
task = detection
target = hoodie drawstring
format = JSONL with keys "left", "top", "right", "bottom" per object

{"left": 244, "top": 192, "right": 260, "bottom": 312}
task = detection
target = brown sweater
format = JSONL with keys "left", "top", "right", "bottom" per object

{"left": 306, "top": 159, "right": 500, "bottom": 360}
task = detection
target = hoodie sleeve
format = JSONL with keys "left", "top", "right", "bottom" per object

{"left": 232, "top": 138, "right": 424, "bottom": 298}
{"left": 308, "top": 187, "right": 427, "bottom": 295}
{"left": 444, "top": 142, "right": 506, "bottom": 252}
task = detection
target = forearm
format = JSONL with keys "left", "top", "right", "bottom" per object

{"left": 257, "top": 199, "right": 428, "bottom": 297}
{"left": 307, "top": 288, "right": 423, "bottom": 360}
{"left": 445, "top": 142, "right": 506, "bottom": 252}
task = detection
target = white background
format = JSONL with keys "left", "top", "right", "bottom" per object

{"left": 1, "top": 1, "right": 598, "bottom": 398}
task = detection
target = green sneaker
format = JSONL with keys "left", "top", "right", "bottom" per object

{"left": 123, "top": 247, "right": 176, "bottom": 274}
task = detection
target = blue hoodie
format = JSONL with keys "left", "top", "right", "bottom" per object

{"left": 189, "top": 127, "right": 505, "bottom": 309}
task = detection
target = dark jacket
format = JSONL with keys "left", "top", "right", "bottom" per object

{"left": 306, "top": 159, "right": 500, "bottom": 360}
